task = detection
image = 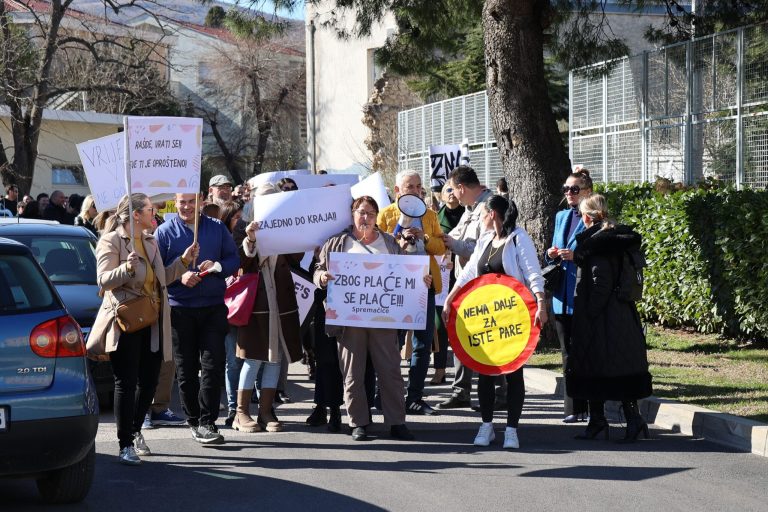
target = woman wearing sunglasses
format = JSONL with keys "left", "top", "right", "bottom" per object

{"left": 442, "top": 195, "right": 546, "bottom": 449}
{"left": 545, "top": 169, "right": 593, "bottom": 423}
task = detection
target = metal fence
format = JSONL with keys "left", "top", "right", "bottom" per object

{"left": 571, "top": 23, "right": 768, "bottom": 189}
{"left": 397, "top": 91, "right": 505, "bottom": 188}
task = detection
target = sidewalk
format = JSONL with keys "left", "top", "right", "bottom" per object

{"left": 525, "top": 367, "right": 768, "bottom": 457}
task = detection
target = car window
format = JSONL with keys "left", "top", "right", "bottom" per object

{"left": 12, "top": 236, "right": 97, "bottom": 285}
{"left": 0, "top": 254, "right": 57, "bottom": 314}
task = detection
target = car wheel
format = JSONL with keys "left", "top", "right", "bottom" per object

{"left": 36, "top": 443, "right": 95, "bottom": 504}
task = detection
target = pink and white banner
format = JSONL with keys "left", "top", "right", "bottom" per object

{"left": 325, "top": 252, "right": 429, "bottom": 330}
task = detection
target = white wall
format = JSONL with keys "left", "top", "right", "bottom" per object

{"left": 307, "top": 3, "right": 398, "bottom": 174}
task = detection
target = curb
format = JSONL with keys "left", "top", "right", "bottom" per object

{"left": 524, "top": 367, "right": 768, "bottom": 457}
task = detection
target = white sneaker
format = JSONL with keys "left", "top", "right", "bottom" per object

{"left": 503, "top": 427, "right": 520, "bottom": 449}
{"left": 118, "top": 446, "right": 141, "bottom": 465}
{"left": 134, "top": 432, "right": 151, "bottom": 456}
{"left": 473, "top": 422, "right": 496, "bottom": 446}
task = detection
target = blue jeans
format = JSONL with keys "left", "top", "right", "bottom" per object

{"left": 406, "top": 289, "right": 435, "bottom": 404}
{"left": 239, "top": 359, "right": 280, "bottom": 390}
{"left": 224, "top": 326, "right": 242, "bottom": 413}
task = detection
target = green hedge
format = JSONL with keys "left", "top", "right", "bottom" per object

{"left": 595, "top": 183, "right": 768, "bottom": 339}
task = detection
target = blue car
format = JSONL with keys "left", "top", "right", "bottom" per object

{"left": 0, "top": 219, "right": 113, "bottom": 404}
{"left": 0, "top": 236, "right": 98, "bottom": 503}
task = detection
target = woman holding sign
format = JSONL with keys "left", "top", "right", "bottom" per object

{"left": 315, "top": 196, "right": 426, "bottom": 442}
{"left": 442, "top": 195, "right": 547, "bottom": 449}
{"left": 89, "top": 193, "right": 198, "bottom": 465}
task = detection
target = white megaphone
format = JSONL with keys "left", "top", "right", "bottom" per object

{"left": 393, "top": 194, "right": 428, "bottom": 253}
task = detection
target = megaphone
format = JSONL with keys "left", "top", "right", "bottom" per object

{"left": 393, "top": 194, "right": 427, "bottom": 251}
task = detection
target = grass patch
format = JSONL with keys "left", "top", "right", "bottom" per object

{"left": 529, "top": 326, "right": 768, "bottom": 423}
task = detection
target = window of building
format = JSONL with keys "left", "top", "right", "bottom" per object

{"left": 51, "top": 165, "right": 86, "bottom": 186}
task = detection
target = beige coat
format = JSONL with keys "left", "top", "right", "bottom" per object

{"left": 87, "top": 225, "right": 187, "bottom": 361}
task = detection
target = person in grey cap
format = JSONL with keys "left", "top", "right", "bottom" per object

{"left": 208, "top": 175, "right": 234, "bottom": 206}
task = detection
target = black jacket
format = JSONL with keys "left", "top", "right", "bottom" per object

{"left": 565, "top": 222, "right": 652, "bottom": 401}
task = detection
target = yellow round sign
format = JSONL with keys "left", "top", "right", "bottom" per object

{"left": 447, "top": 274, "right": 540, "bottom": 375}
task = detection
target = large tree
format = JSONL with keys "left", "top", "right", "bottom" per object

{"left": 0, "top": 1, "right": 173, "bottom": 193}
{"left": 231, "top": 0, "right": 768, "bottom": 253}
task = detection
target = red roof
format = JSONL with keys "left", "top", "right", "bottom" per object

{"left": 176, "top": 19, "right": 304, "bottom": 58}
{"left": 4, "top": 0, "right": 124, "bottom": 24}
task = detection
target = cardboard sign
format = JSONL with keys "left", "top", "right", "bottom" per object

{"left": 446, "top": 273, "right": 540, "bottom": 375}
{"left": 429, "top": 144, "right": 461, "bottom": 191}
{"left": 251, "top": 184, "right": 353, "bottom": 256}
{"left": 125, "top": 116, "right": 203, "bottom": 195}
{"left": 291, "top": 269, "right": 317, "bottom": 327}
{"left": 351, "top": 172, "right": 391, "bottom": 210}
{"left": 325, "top": 252, "right": 429, "bottom": 330}
{"left": 434, "top": 254, "right": 452, "bottom": 305}
{"left": 76, "top": 132, "right": 126, "bottom": 211}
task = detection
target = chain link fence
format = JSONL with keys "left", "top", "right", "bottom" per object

{"left": 571, "top": 23, "right": 768, "bottom": 189}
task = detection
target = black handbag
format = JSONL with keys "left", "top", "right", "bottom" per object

{"left": 542, "top": 261, "right": 564, "bottom": 293}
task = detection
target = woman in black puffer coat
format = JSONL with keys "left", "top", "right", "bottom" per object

{"left": 566, "top": 194, "right": 652, "bottom": 442}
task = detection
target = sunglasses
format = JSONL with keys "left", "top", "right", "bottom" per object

{"left": 282, "top": 186, "right": 297, "bottom": 191}
{"left": 562, "top": 185, "right": 582, "bottom": 195}
{"left": 445, "top": 187, "right": 454, "bottom": 193}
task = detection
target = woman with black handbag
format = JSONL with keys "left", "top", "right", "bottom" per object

{"left": 545, "top": 169, "right": 593, "bottom": 423}
{"left": 88, "top": 193, "right": 198, "bottom": 465}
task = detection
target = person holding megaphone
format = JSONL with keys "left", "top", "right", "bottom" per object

{"left": 377, "top": 170, "right": 446, "bottom": 416}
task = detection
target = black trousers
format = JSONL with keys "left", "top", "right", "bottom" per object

{"left": 478, "top": 368, "right": 525, "bottom": 427}
{"left": 170, "top": 304, "right": 228, "bottom": 426}
{"left": 110, "top": 326, "right": 162, "bottom": 449}
{"left": 555, "top": 314, "right": 588, "bottom": 416}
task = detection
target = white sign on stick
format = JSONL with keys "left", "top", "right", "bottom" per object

{"left": 351, "top": 172, "right": 391, "bottom": 210}
{"left": 76, "top": 132, "right": 126, "bottom": 211}
{"left": 251, "top": 185, "right": 353, "bottom": 256}
{"left": 248, "top": 170, "right": 311, "bottom": 189}
{"left": 125, "top": 116, "right": 203, "bottom": 195}
{"left": 291, "top": 174, "right": 360, "bottom": 189}
{"left": 326, "top": 252, "right": 430, "bottom": 330}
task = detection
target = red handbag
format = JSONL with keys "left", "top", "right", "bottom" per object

{"left": 224, "top": 272, "right": 259, "bottom": 326}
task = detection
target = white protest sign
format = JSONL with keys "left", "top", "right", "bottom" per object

{"left": 326, "top": 252, "right": 430, "bottom": 330}
{"left": 429, "top": 144, "right": 462, "bottom": 190}
{"left": 291, "top": 173, "right": 360, "bottom": 189}
{"left": 76, "top": 132, "right": 126, "bottom": 211}
{"left": 125, "top": 116, "right": 203, "bottom": 195}
{"left": 434, "top": 254, "right": 452, "bottom": 305}
{"left": 252, "top": 184, "right": 353, "bottom": 256}
{"left": 351, "top": 172, "right": 391, "bottom": 210}
{"left": 292, "top": 271, "right": 317, "bottom": 326}
{"left": 248, "top": 169, "right": 311, "bottom": 189}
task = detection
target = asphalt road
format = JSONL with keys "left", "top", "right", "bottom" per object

{"left": 4, "top": 363, "right": 767, "bottom": 511}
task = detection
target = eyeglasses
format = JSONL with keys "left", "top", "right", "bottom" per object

{"left": 214, "top": 184, "right": 233, "bottom": 191}
{"left": 140, "top": 207, "right": 157, "bottom": 214}
{"left": 562, "top": 185, "right": 582, "bottom": 195}
{"left": 281, "top": 186, "right": 297, "bottom": 191}
{"left": 353, "top": 209, "right": 377, "bottom": 217}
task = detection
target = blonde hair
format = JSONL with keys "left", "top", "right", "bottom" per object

{"left": 579, "top": 194, "right": 615, "bottom": 229}
{"left": 79, "top": 195, "right": 97, "bottom": 221}
{"left": 102, "top": 193, "right": 149, "bottom": 234}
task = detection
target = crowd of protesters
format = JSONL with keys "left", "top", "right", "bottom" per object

{"left": 2, "top": 166, "right": 651, "bottom": 465}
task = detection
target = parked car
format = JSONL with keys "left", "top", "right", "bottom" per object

{"left": 0, "top": 236, "right": 98, "bottom": 503}
{"left": 0, "top": 219, "right": 112, "bottom": 404}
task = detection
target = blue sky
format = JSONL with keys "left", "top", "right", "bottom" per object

{"left": 222, "top": 0, "right": 306, "bottom": 20}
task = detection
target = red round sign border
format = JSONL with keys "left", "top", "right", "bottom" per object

{"left": 447, "top": 273, "right": 540, "bottom": 376}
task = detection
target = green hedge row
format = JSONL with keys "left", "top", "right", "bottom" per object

{"left": 595, "top": 183, "right": 768, "bottom": 339}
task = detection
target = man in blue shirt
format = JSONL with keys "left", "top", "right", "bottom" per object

{"left": 156, "top": 193, "right": 239, "bottom": 444}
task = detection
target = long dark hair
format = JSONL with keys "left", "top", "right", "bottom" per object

{"left": 485, "top": 194, "right": 518, "bottom": 237}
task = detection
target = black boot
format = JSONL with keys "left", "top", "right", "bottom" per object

{"left": 621, "top": 401, "right": 649, "bottom": 442}
{"left": 306, "top": 406, "right": 328, "bottom": 426}
{"left": 575, "top": 419, "right": 609, "bottom": 440}
{"left": 328, "top": 406, "right": 342, "bottom": 433}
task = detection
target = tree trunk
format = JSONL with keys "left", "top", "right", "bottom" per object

{"left": 482, "top": 0, "right": 570, "bottom": 255}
